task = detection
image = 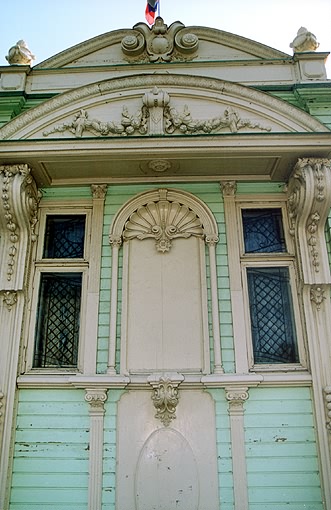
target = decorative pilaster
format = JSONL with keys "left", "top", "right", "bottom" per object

{"left": 0, "top": 164, "right": 39, "bottom": 510}
{"left": 108, "top": 235, "right": 122, "bottom": 374}
{"left": 225, "top": 387, "right": 249, "bottom": 510}
{"left": 287, "top": 158, "right": 331, "bottom": 509}
{"left": 82, "top": 185, "right": 107, "bottom": 374}
{"left": 205, "top": 234, "right": 223, "bottom": 374}
{"left": 148, "top": 372, "right": 184, "bottom": 426}
{"left": 85, "top": 389, "right": 108, "bottom": 510}
{"left": 221, "top": 181, "right": 249, "bottom": 373}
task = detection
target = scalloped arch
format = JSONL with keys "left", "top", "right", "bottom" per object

{"left": 110, "top": 188, "right": 219, "bottom": 241}
{"left": 0, "top": 74, "right": 328, "bottom": 141}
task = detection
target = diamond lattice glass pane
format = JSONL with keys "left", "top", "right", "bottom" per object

{"left": 33, "top": 273, "right": 82, "bottom": 368}
{"left": 242, "top": 209, "right": 286, "bottom": 253}
{"left": 43, "top": 215, "right": 85, "bottom": 258}
{"left": 247, "top": 267, "right": 299, "bottom": 364}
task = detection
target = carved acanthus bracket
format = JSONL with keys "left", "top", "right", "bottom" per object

{"left": 148, "top": 373, "right": 184, "bottom": 426}
{"left": 42, "top": 88, "right": 271, "bottom": 139}
{"left": 324, "top": 387, "right": 331, "bottom": 432}
{"left": 0, "top": 164, "right": 39, "bottom": 289}
{"left": 85, "top": 389, "right": 108, "bottom": 414}
{"left": 287, "top": 158, "right": 331, "bottom": 283}
{"left": 221, "top": 181, "right": 237, "bottom": 197}
{"left": 121, "top": 18, "right": 198, "bottom": 63}
{"left": 225, "top": 387, "right": 249, "bottom": 415}
{"left": 123, "top": 189, "right": 204, "bottom": 252}
{"left": 1, "top": 290, "right": 18, "bottom": 311}
{"left": 310, "top": 285, "right": 327, "bottom": 311}
{"left": 91, "top": 184, "right": 107, "bottom": 200}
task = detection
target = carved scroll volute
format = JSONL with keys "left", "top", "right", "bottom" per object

{"left": 287, "top": 158, "right": 331, "bottom": 284}
{"left": 0, "top": 164, "right": 39, "bottom": 290}
{"left": 148, "top": 372, "right": 184, "bottom": 426}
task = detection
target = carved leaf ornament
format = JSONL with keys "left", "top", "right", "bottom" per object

{"left": 123, "top": 198, "right": 204, "bottom": 252}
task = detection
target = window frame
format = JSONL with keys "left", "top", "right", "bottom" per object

{"left": 237, "top": 200, "right": 307, "bottom": 372}
{"left": 24, "top": 205, "right": 91, "bottom": 374}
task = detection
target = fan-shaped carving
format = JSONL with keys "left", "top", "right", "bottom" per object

{"left": 123, "top": 200, "right": 204, "bottom": 252}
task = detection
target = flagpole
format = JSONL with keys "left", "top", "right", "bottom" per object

{"left": 157, "top": 0, "right": 160, "bottom": 17}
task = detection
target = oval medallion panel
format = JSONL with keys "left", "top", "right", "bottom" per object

{"left": 135, "top": 428, "right": 199, "bottom": 510}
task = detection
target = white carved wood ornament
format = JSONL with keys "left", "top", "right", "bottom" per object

{"left": 287, "top": 158, "right": 331, "bottom": 284}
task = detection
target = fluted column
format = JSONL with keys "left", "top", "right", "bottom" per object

{"left": 287, "top": 158, "right": 331, "bottom": 509}
{"left": 0, "top": 164, "right": 39, "bottom": 509}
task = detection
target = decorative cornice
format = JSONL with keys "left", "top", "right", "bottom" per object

{"left": 221, "top": 180, "right": 237, "bottom": 197}
{"left": 287, "top": 158, "right": 331, "bottom": 283}
{"left": 0, "top": 164, "right": 39, "bottom": 288}
{"left": 1, "top": 290, "right": 17, "bottom": 311}
{"left": 91, "top": 184, "right": 107, "bottom": 200}
{"left": 0, "top": 75, "right": 328, "bottom": 141}
{"left": 148, "top": 372, "right": 184, "bottom": 427}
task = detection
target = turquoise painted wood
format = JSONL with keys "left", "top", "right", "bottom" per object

{"left": 244, "top": 387, "right": 323, "bottom": 510}
{"left": 10, "top": 389, "right": 89, "bottom": 510}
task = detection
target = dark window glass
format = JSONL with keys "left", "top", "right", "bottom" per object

{"left": 247, "top": 267, "right": 299, "bottom": 364}
{"left": 242, "top": 209, "right": 286, "bottom": 253}
{"left": 33, "top": 273, "right": 82, "bottom": 368}
{"left": 43, "top": 215, "right": 85, "bottom": 258}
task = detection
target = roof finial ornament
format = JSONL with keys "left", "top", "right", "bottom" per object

{"left": 290, "top": 27, "right": 319, "bottom": 52}
{"left": 5, "top": 40, "right": 35, "bottom": 66}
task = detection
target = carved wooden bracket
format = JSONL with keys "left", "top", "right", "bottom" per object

{"left": 0, "top": 164, "right": 39, "bottom": 289}
{"left": 287, "top": 158, "right": 331, "bottom": 283}
{"left": 148, "top": 373, "right": 184, "bottom": 426}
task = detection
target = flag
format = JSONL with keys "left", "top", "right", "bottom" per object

{"left": 145, "top": 0, "right": 159, "bottom": 25}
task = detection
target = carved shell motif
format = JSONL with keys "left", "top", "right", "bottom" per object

{"left": 123, "top": 200, "right": 204, "bottom": 252}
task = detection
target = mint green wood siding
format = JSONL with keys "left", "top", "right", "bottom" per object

{"left": 9, "top": 389, "right": 89, "bottom": 510}
{"left": 97, "top": 183, "right": 234, "bottom": 374}
{"left": 245, "top": 387, "right": 323, "bottom": 510}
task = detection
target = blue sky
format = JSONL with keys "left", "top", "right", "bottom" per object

{"left": 1, "top": 0, "right": 331, "bottom": 76}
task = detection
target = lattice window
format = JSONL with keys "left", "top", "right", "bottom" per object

{"left": 241, "top": 207, "right": 301, "bottom": 367}
{"left": 34, "top": 273, "right": 82, "bottom": 368}
{"left": 242, "top": 208, "right": 286, "bottom": 253}
{"left": 43, "top": 215, "right": 85, "bottom": 258}
{"left": 31, "top": 212, "right": 87, "bottom": 370}
{"left": 247, "top": 267, "right": 298, "bottom": 363}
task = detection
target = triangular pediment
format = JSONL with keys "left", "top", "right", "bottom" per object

{"left": 34, "top": 18, "right": 289, "bottom": 69}
{"left": 0, "top": 74, "right": 327, "bottom": 141}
